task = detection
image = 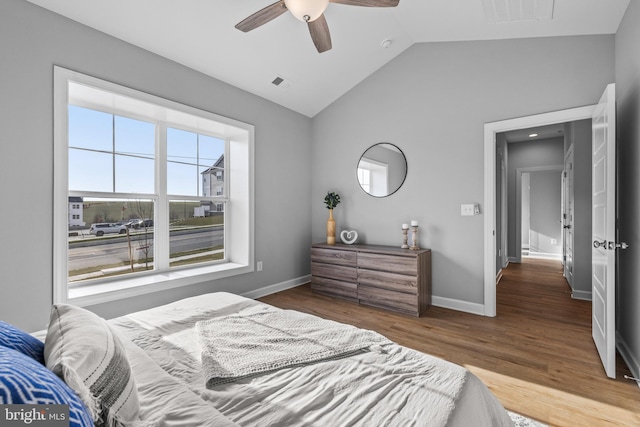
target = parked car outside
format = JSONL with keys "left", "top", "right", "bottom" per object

{"left": 125, "top": 218, "right": 154, "bottom": 229}
{"left": 89, "top": 223, "right": 127, "bottom": 236}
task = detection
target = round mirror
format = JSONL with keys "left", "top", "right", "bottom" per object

{"left": 356, "top": 143, "right": 407, "bottom": 197}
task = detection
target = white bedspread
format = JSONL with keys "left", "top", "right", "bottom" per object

{"left": 110, "top": 292, "right": 514, "bottom": 427}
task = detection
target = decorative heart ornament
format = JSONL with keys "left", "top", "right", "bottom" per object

{"left": 340, "top": 230, "right": 358, "bottom": 245}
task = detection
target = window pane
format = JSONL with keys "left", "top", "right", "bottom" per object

{"left": 68, "top": 105, "right": 112, "bottom": 152}
{"left": 168, "top": 129, "right": 225, "bottom": 197}
{"left": 114, "top": 116, "right": 155, "bottom": 193}
{"left": 68, "top": 108, "right": 156, "bottom": 194}
{"left": 167, "top": 161, "right": 197, "bottom": 196}
{"left": 199, "top": 135, "right": 225, "bottom": 197}
{"left": 69, "top": 148, "right": 113, "bottom": 192}
{"left": 169, "top": 200, "right": 224, "bottom": 268}
{"left": 167, "top": 128, "right": 198, "bottom": 195}
{"left": 67, "top": 198, "right": 155, "bottom": 285}
{"left": 115, "top": 154, "right": 154, "bottom": 194}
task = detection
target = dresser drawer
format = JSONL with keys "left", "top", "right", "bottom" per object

{"left": 357, "top": 252, "right": 417, "bottom": 275}
{"left": 311, "top": 247, "right": 357, "bottom": 267}
{"left": 358, "top": 285, "right": 419, "bottom": 316}
{"left": 311, "top": 262, "right": 358, "bottom": 282}
{"left": 358, "top": 269, "right": 417, "bottom": 294}
{"left": 311, "top": 276, "right": 357, "bottom": 302}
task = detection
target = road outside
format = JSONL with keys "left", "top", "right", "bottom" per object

{"left": 68, "top": 226, "right": 224, "bottom": 284}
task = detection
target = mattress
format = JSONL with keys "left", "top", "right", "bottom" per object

{"left": 107, "top": 292, "right": 513, "bottom": 427}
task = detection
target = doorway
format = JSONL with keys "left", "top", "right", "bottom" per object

{"left": 516, "top": 166, "right": 564, "bottom": 262}
{"left": 483, "top": 106, "right": 595, "bottom": 317}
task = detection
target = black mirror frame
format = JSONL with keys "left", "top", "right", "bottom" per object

{"left": 356, "top": 142, "right": 407, "bottom": 198}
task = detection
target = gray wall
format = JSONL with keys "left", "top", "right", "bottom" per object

{"left": 506, "top": 138, "right": 565, "bottom": 259}
{"left": 564, "top": 119, "right": 593, "bottom": 298}
{"left": 312, "top": 37, "right": 614, "bottom": 306}
{"left": 0, "top": 0, "right": 312, "bottom": 331}
{"left": 529, "top": 170, "right": 562, "bottom": 255}
{"left": 615, "top": 0, "right": 640, "bottom": 379}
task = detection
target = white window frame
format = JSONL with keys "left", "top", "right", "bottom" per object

{"left": 357, "top": 158, "right": 388, "bottom": 197}
{"left": 53, "top": 67, "right": 254, "bottom": 307}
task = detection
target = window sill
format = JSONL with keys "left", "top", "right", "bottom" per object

{"left": 66, "top": 262, "right": 253, "bottom": 307}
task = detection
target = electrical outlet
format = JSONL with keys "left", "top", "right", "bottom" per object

{"left": 257, "top": 261, "right": 263, "bottom": 271}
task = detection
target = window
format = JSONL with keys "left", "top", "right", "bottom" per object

{"left": 357, "top": 159, "right": 388, "bottom": 197}
{"left": 54, "top": 67, "right": 254, "bottom": 306}
{"left": 357, "top": 168, "right": 371, "bottom": 194}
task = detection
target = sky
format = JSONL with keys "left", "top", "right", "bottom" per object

{"left": 68, "top": 105, "right": 224, "bottom": 197}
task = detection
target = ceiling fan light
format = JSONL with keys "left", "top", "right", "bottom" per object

{"left": 284, "top": 0, "right": 329, "bottom": 22}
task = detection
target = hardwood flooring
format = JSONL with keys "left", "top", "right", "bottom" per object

{"left": 259, "top": 258, "right": 640, "bottom": 426}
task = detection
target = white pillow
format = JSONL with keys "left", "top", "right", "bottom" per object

{"left": 44, "top": 304, "right": 140, "bottom": 427}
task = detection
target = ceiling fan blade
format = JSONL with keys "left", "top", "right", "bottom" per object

{"left": 308, "top": 14, "right": 332, "bottom": 53}
{"left": 235, "top": 1, "right": 288, "bottom": 32}
{"left": 329, "top": 0, "right": 399, "bottom": 7}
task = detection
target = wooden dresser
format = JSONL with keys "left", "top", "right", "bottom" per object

{"left": 310, "top": 243, "right": 431, "bottom": 317}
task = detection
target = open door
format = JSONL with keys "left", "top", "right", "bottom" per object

{"left": 591, "top": 83, "right": 619, "bottom": 378}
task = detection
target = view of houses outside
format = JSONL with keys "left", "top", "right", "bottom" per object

{"left": 67, "top": 105, "right": 226, "bottom": 284}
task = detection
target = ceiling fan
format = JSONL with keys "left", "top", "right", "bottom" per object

{"left": 235, "top": 0, "right": 400, "bottom": 53}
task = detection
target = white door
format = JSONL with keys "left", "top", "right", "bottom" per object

{"left": 592, "top": 83, "right": 617, "bottom": 378}
{"left": 563, "top": 146, "right": 574, "bottom": 288}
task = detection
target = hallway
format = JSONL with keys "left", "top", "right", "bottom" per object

{"left": 495, "top": 258, "right": 638, "bottom": 425}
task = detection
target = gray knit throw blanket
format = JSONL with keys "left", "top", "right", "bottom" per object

{"left": 196, "top": 306, "right": 392, "bottom": 388}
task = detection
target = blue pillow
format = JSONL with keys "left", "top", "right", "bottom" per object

{"left": 0, "top": 320, "right": 44, "bottom": 364}
{"left": 0, "top": 346, "right": 93, "bottom": 427}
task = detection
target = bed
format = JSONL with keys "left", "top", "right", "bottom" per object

{"left": 1, "top": 292, "right": 514, "bottom": 426}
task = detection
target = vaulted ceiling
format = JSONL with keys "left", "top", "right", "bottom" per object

{"left": 25, "top": 0, "right": 629, "bottom": 117}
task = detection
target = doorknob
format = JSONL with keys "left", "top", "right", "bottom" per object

{"left": 593, "top": 240, "right": 607, "bottom": 248}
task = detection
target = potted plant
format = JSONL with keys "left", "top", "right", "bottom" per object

{"left": 324, "top": 192, "right": 341, "bottom": 244}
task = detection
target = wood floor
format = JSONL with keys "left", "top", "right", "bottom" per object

{"left": 259, "top": 258, "right": 640, "bottom": 426}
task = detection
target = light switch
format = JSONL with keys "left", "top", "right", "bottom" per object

{"left": 461, "top": 203, "right": 480, "bottom": 216}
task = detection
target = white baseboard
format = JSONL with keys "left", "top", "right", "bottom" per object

{"left": 617, "top": 331, "right": 640, "bottom": 388}
{"left": 508, "top": 257, "right": 518, "bottom": 263}
{"left": 432, "top": 296, "right": 485, "bottom": 316}
{"left": 241, "top": 275, "right": 311, "bottom": 300}
{"left": 243, "top": 277, "right": 489, "bottom": 317}
{"left": 571, "top": 290, "right": 592, "bottom": 301}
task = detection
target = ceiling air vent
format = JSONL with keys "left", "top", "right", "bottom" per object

{"left": 481, "top": 0, "right": 554, "bottom": 23}
{"left": 271, "top": 75, "right": 292, "bottom": 89}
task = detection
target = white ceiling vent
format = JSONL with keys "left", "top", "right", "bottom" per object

{"left": 271, "top": 75, "right": 293, "bottom": 89}
{"left": 481, "top": 0, "right": 555, "bottom": 24}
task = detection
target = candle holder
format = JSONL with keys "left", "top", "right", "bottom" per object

{"left": 401, "top": 227, "right": 409, "bottom": 249}
{"left": 410, "top": 225, "right": 420, "bottom": 250}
